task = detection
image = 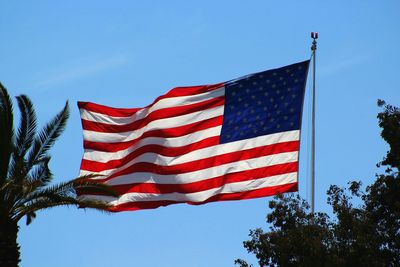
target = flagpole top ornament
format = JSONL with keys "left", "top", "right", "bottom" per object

{"left": 311, "top": 32, "right": 318, "bottom": 51}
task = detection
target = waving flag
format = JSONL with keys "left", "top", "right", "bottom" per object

{"left": 78, "top": 60, "right": 310, "bottom": 211}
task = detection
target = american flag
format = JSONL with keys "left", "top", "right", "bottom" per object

{"left": 78, "top": 60, "right": 310, "bottom": 211}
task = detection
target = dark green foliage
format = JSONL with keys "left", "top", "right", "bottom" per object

{"left": 377, "top": 100, "right": 400, "bottom": 170}
{"left": 236, "top": 101, "right": 400, "bottom": 267}
{"left": 0, "top": 83, "right": 116, "bottom": 267}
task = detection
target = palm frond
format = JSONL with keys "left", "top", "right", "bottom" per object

{"left": 26, "top": 101, "right": 69, "bottom": 169}
{"left": 8, "top": 95, "right": 37, "bottom": 182}
{"left": 15, "top": 95, "right": 37, "bottom": 157}
{"left": 10, "top": 174, "right": 117, "bottom": 221}
{"left": 27, "top": 175, "right": 117, "bottom": 201}
{"left": 0, "top": 82, "right": 14, "bottom": 185}
{"left": 19, "top": 179, "right": 80, "bottom": 205}
{"left": 9, "top": 95, "right": 36, "bottom": 191}
{"left": 13, "top": 195, "right": 113, "bottom": 224}
{"left": 25, "top": 156, "right": 52, "bottom": 190}
{"left": 73, "top": 175, "right": 118, "bottom": 197}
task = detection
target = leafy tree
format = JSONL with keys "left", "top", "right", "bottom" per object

{"left": 0, "top": 83, "right": 115, "bottom": 267}
{"left": 236, "top": 101, "right": 400, "bottom": 267}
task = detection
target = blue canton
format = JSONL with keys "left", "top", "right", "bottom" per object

{"left": 220, "top": 60, "right": 310, "bottom": 144}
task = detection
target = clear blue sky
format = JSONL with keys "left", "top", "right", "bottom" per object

{"left": 1, "top": 1, "right": 400, "bottom": 266}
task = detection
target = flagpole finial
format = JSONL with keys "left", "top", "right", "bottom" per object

{"left": 311, "top": 32, "right": 318, "bottom": 51}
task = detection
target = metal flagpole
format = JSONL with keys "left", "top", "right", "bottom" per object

{"left": 310, "top": 32, "right": 318, "bottom": 214}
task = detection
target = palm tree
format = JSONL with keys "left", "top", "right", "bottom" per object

{"left": 0, "top": 83, "right": 115, "bottom": 267}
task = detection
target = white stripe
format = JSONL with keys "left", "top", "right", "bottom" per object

{"left": 80, "top": 87, "right": 225, "bottom": 125}
{"left": 80, "top": 151, "right": 298, "bottom": 185}
{"left": 81, "top": 172, "right": 297, "bottom": 204}
{"left": 82, "top": 131, "right": 300, "bottom": 176}
{"left": 83, "top": 126, "right": 222, "bottom": 162}
{"left": 84, "top": 128, "right": 298, "bottom": 163}
{"left": 83, "top": 105, "right": 224, "bottom": 143}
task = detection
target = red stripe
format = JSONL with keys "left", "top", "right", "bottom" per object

{"left": 83, "top": 162, "right": 298, "bottom": 195}
{"left": 78, "top": 102, "right": 141, "bottom": 117}
{"left": 81, "top": 136, "right": 220, "bottom": 172}
{"left": 81, "top": 96, "right": 224, "bottom": 133}
{"left": 107, "top": 182, "right": 298, "bottom": 212}
{"left": 78, "top": 83, "right": 224, "bottom": 117}
{"left": 159, "top": 83, "right": 223, "bottom": 99}
{"left": 82, "top": 115, "right": 223, "bottom": 152}
{"left": 93, "top": 141, "right": 299, "bottom": 182}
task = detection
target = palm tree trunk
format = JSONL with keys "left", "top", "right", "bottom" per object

{"left": 0, "top": 216, "right": 20, "bottom": 267}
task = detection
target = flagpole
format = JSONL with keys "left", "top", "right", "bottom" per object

{"left": 310, "top": 32, "right": 318, "bottom": 214}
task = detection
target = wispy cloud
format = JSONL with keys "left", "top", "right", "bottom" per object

{"left": 32, "top": 55, "right": 128, "bottom": 91}
{"left": 318, "top": 54, "right": 372, "bottom": 77}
